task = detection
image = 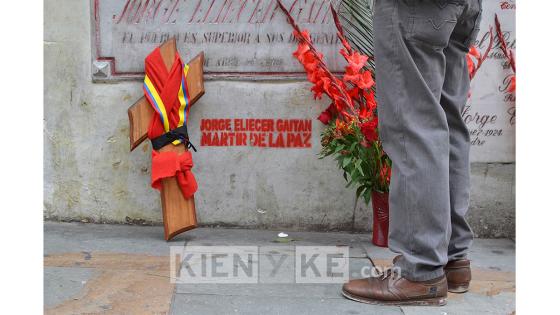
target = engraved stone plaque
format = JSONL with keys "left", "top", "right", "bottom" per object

{"left": 92, "top": 0, "right": 344, "bottom": 80}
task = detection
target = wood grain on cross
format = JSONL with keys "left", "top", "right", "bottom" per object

{"left": 128, "top": 38, "right": 205, "bottom": 241}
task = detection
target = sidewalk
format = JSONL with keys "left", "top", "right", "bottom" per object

{"left": 44, "top": 222, "right": 515, "bottom": 314}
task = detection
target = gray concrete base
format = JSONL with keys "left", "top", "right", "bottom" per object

{"left": 45, "top": 162, "right": 515, "bottom": 239}
{"left": 468, "top": 163, "right": 515, "bottom": 238}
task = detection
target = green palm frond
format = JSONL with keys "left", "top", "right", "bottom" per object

{"left": 338, "top": 0, "right": 376, "bottom": 72}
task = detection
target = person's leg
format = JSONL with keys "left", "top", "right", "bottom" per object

{"left": 442, "top": 1, "right": 482, "bottom": 261}
{"left": 374, "top": 0, "right": 467, "bottom": 281}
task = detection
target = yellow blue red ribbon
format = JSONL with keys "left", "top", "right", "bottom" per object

{"left": 173, "top": 63, "right": 190, "bottom": 145}
{"left": 177, "top": 63, "right": 190, "bottom": 127}
{"left": 143, "top": 75, "right": 170, "bottom": 133}
{"left": 144, "top": 62, "right": 191, "bottom": 146}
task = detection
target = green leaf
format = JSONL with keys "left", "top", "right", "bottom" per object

{"left": 350, "top": 168, "right": 361, "bottom": 185}
{"left": 342, "top": 157, "right": 352, "bottom": 168}
{"left": 356, "top": 163, "right": 364, "bottom": 176}
{"left": 364, "top": 191, "right": 371, "bottom": 204}
{"left": 356, "top": 185, "right": 367, "bottom": 199}
{"left": 334, "top": 145, "right": 344, "bottom": 154}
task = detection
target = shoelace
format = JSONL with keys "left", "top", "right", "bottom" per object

{"left": 380, "top": 267, "right": 400, "bottom": 281}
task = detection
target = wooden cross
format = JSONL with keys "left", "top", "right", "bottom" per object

{"left": 128, "top": 38, "right": 205, "bottom": 241}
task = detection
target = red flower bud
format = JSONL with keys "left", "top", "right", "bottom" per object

{"left": 317, "top": 110, "right": 332, "bottom": 125}
{"left": 360, "top": 120, "right": 379, "bottom": 143}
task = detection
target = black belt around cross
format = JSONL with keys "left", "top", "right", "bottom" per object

{"left": 151, "top": 125, "right": 197, "bottom": 152}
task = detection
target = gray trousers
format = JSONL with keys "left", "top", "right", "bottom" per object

{"left": 373, "top": 0, "right": 482, "bottom": 281}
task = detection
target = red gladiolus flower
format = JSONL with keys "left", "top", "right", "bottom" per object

{"left": 360, "top": 119, "right": 379, "bottom": 143}
{"left": 364, "top": 90, "right": 377, "bottom": 111}
{"left": 508, "top": 75, "right": 516, "bottom": 93}
{"left": 317, "top": 111, "right": 331, "bottom": 125}
{"left": 317, "top": 110, "right": 332, "bottom": 125}
{"left": 343, "top": 50, "right": 369, "bottom": 74}
{"left": 466, "top": 45, "right": 482, "bottom": 80}
{"left": 302, "top": 51, "right": 320, "bottom": 72}
{"left": 466, "top": 53, "right": 475, "bottom": 79}
{"left": 347, "top": 87, "right": 360, "bottom": 100}
{"left": 466, "top": 28, "right": 493, "bottom": 81}
{"left": 310, "top": 76, "right": 331, "bottom": 100}
{"left": 311, "top": 83, "right": 323, "bottom": 99}
{"left": 344, "top": 70, "right": 374, "bottom": 89}
{"left": 277, "top": 0, "right": 392, "bottom": 193}
{"left": 321, "top": 76, "right": 331, "bottom": 90}
{"left": 296, "top": 29, "right": 311, "bottom": 42}
{"left": 360, "top": 90, "right": 377, "bottom": 121}
{"left": 293, "top": 43, "right": 310, "bottom": 62}
{"left": 307, "top": 67, "right": 324, "bottom": 84}
{"left": 317, "top": 103, "right": 337, "bottom": 125}
{"left": 468, "top": 45, "right": 480, "bottom": 59}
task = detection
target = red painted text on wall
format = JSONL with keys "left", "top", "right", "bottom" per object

{"left": 200, "top": 118, "right": 312, "bottom": 148}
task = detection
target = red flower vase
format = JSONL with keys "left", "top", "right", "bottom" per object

{"left": 371, "top": 191, "right": 389, "bottom": 247}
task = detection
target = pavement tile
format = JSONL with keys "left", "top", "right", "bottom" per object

{"left": 44, "top": 251, "right": 174, "bottom": 315}
{"left": 44, "top": 222, "right": 185, "bottom": 256}
{"left": 170, "top": 294, "right": 404, "bottom": 315}
{"left": 45, "top": 269, "right": 174, "bottom": 315}
{"left": 401, "top": 292, "right": 515, "bottom": 315}
{"left": 44, "top": 266, "right": 97, "bottom": 308}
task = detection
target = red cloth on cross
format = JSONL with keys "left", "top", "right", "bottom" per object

{"left": 145, "top": 47, "right": 184, "bottom": 139}
{"left": 151, "top": 150, "right": 197, "bottom": 200}
{"left": 144, "top": 47, "right": 197, "bottom": 199}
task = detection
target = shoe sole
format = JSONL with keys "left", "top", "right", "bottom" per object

{"left": 448, "top": 283, "right": 469, "bottom": 294}
{"left": 341, "top": 289, "right": 447, "bottom": 306}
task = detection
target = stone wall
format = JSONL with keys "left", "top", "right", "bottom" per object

{"left": 44, "top": 0, "right": 515, "bottom": 238}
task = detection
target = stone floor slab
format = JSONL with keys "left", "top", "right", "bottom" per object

{"left": 44, "top": 266, "right": 97, "bottom": 308}
{"left": 170, "top": 294, "right": 404, "bottom": 315}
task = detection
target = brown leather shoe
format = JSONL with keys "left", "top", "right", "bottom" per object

{"left": 341, "top": 269, "right": 447, "bottom": 306}
{"left": 393, "top": 255, "right": 471, "bottom": 293}
{"left": 445, "top": 259, "right": 471, "bottom": 293}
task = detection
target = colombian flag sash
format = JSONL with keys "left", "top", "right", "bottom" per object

{"left": 142, "top": 48, "right": 197, "bottom": 199}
